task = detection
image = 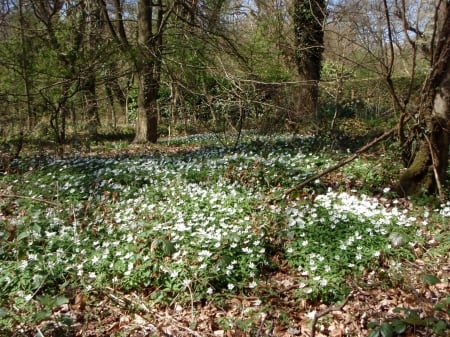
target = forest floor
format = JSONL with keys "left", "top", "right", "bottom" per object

{"left": 1, "top": 134, "right": 449, "bottom": 337}
{"left": 28, "top": 210, "right": 450, "bottom": 337}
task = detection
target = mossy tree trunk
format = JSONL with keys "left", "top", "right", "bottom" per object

{"left": 398, "top": 1, "right": 450, "bottom": 198}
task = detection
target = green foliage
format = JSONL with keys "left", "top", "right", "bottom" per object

{"left": 283, "top": 191, "right": 418, "bottom": 302}
{"left": 0, "top": 132, "right": 447, "bottom": 332}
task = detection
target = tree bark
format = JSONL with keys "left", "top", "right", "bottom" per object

{"left": 133, "top": 0, "right": 164, "bottom": 143}
{"left": 293, "top": 0, "right": 325, "bottom": 121}
{"left": 398, "top": 1, "right": 450, "bottom": 199}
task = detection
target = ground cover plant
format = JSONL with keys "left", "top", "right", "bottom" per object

{"left": 0, "top": 132, "right": 449, "bottom": 336}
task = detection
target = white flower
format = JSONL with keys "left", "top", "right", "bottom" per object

{"left": 248, "top": 281, "right": 257, "bottom": 288}
{"left": 302, "top": 240, "right": 308, "bottom": 247}
{"left": 19, "top": 260, "right": 28, "bottom": 271}
{"left": 27, "top": 253, "right": 37, "bottom": 261}
{"left": 307, "top": 310, "right": 317, "bottom": 319}
{"left": 88, "top": 272, "right": 96, "bottom": 279}
{"left": 207, "top": 287, "right": 214, "bottom": 294}
{"left": 227, "top": 283, "right": 235, "bottom": 290}
{"left": 92, "top": 256, "right": 99, "bottom": 264}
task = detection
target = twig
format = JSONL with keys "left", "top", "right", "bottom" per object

{"left": 255, "top": 312, "right": 267, "bottom": 337}
{"left": 0, "top": 193, "right": 59, "bottom": 206}
{"left": 36, "top": 328, "right": 45, "bottom": 337}
{"left": 310, "top": 293, "right": 353, "bottom": 337}
{"left": 280, "top": 122, "right": 406, "bottom": 199}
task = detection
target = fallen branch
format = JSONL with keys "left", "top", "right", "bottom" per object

{"left": 281, "top": 123, "right": 402, "bottom": 199}
{"left": 310, "top": 293, "right": 353, "bottom": 337}
{"left": 0, "top": 193, "right": 59, "bottom": 207}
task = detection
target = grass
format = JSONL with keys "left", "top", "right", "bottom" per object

{"left": 0, "top": 132, "right": 448, "bottom": 335}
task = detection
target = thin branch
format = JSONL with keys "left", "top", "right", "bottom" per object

{"left": 310, "top": 293, "right": 353, "bottom": 337}
{"left": 280, "top": 119, "right": 410, "bottom": 199}
{"left": 0, "top": 194, "right": 59, "bottom": 206}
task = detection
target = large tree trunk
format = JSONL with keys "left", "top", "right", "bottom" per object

{"left": 398, "top": 2, "right": 450, "bottom": 198}
{"left": 293, "top": 0, "right": 325, "bottom": 122}
{"left": 133, "top": 0, "right": 163, "bottom": 144}
{"left": 135, "top": 68, "right": 159, "bottom": 143}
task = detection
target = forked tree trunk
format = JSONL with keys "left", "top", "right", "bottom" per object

{"left": 398, "top": 2, "right": 450, "bottom": 198}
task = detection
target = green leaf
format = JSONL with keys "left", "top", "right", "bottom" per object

{"left": 33, "top": 310, "right": 52, "bottom": 322}
{"left": 433, "top": 320, "right": 448, "bottom": 333}
{"left": 161, "top": 239, "right": 176, "bottom": 256}
{"left": 434, "top": 297, "right": 450, "bottom": 312}
{"left": 37, "top": 295, "right": 53, "bottom": 307}
{"left": 54, "top": 295, "right": 69, "bottom": 307}
{"left": 380, "top": 323, "right": 393, "bottom": 337}
{"left": 423, "top": 274, "right": 440, "bottom": 285}
{"left": 217, "top": 254, "right": 234, "bottom": 268}
{"left": 391, "top": 319, "right": 407, "bottom": 334}
{"left": 368, "top": 327, "right": 381, "bottom": 337}
{"left": 16, "top": 231, "right": 30, "bottom": 241}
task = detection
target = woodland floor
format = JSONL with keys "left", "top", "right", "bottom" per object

{"left": 24, "top": 228, "right": 449, "bottom": 337}
{"left": 2, "top": 141, "right": 450, "bottom": 337}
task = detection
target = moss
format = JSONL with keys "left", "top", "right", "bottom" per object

{"left": 397, "top": 142, "right": 434, "bottom": 196}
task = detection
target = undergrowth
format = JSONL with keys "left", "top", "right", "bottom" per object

{"left": 0, "top": 132, "right": 448, "bottom": 333}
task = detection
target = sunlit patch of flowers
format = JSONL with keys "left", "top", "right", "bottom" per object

{"left": 284, "top": 190, "right": 423, "bottom": 301}
{"left": 2, "top": 133, "right": 323, "bottom": 314}
{"left": 0, "top": 132, "right": 439, "bottom": 325}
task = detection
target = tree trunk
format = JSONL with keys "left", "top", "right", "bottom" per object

{"left": 135, "top": 68, "right": 159, "bottom": 143}
{"left": 83, "top": 72, "right": 100, "bottom": 140}
{"left": 133, "top": 0, "right": 163, "bottom": 143}
{"left": 398, "top": 1, "right": 450, "bottom": 198}
{"left": 293, "top": 0, "right": 325, "bottom": 121}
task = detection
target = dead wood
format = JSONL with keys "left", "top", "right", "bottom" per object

{"left": 0, "top": 193, "right": 59, "bottom": 206}
{"left": 281, "top": 123, "right": 405, "bottom": 199}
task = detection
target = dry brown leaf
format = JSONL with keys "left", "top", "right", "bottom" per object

{"left": 72, "top": 292, "right": 87, "bottom": 311}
